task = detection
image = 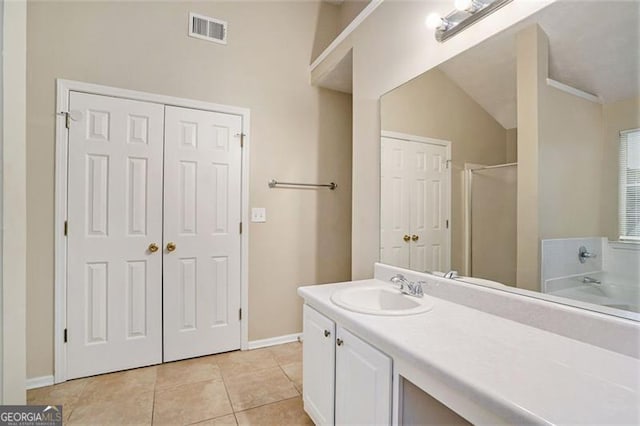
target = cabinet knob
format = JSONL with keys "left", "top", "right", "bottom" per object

{"left": 324, "top": 330, "right": 331, "bottom": 337}
{"left": 403, "top": 235, "right": 411, "bottom": 242}
{"left": 336, "top": 338, "right": 343, "bottom": 346}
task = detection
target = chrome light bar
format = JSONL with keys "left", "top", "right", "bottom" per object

{"left": 435, "top": 0, "right": 513, "bottom": 42}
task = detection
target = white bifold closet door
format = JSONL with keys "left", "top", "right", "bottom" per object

{"left": 66, "top": 93, "right": 243, "bottom": 378}
{"left": 162, "top": 106, "right": 242, "bottom": 362}
{"left": 67, "top": 92, "right": 164, "bottom": 379}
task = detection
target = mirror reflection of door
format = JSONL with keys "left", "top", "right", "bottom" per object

{"left": 380, "top": 133, "right": 451, "bottom": 273}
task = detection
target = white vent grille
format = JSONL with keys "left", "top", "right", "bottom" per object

{"left": 189, "top": 13, "right": 227, "bottom": 45}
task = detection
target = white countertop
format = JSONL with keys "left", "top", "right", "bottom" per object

{"left": 298, "top": 279, "right": 640, "bottom": 425}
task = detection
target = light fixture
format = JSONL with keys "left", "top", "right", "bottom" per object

{"left": 429, "top": 0, "right": 513, "bottom": 42}
{"left": 454, "top": 0, "right": 473, "bottom": 12}
{"left": 425, "top": 13, "right": 444, "bottom": 30}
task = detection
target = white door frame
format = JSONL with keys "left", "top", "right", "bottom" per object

{"left": 54, "top": 79, "right": 251, "bottom": 383}
{"left": 380, "top": 131, "right": 452, "bottom": 271}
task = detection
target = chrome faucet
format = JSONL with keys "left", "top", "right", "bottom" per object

{"left": 578, "top": 246, "right": 597, "bottom": 264}
{"left": 389, "top": 274, "right": 424, "bottom": 298}
{"left": 444, "top": 270, "right": 459, "bottom": 279}
{"left": 583, "top": 276, "right": 602, "bottom": 285}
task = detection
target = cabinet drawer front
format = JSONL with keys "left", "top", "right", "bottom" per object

{"left": 303, "top": 305, "right": 336, "bottom": 425}
{"left": 335, "top": 327, "right": 392, "bottom": 426}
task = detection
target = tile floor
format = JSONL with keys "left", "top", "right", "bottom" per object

{"left": 27, "top": 342, "right": 311, "bottom": 425}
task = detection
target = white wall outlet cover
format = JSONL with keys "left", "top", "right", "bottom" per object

{"left": 251, "top": 207, "right": 267, "bottom": 223}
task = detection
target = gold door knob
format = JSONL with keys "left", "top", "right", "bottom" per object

{"left": 148, "top": 243, "right": 159, "bottom": 253}
{"left": 412, "top": 235, "right": 419, "bottom": 241}
{"left": 403, "top": 235, "right": 411, "bottom": 242}
{"left": 166, "top": 242, "right": 176, "bottom": 252}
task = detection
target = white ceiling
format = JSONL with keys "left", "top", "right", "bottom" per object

{"left": 438, "top": 1, "right": 640, "bottom": 129}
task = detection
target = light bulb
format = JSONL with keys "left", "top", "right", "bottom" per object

{"left": 454, "top": 0, "right": 473, "bottom": 11}
{"left": 425, "top": 13, "right": 443, "bottom": 29}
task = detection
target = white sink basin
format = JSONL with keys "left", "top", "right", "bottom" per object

{"left": 330, "top": 285, "right": 434, "bottom": 316}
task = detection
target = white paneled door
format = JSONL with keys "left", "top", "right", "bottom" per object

{"left": 380, "top": 136, "right": 450, "bottom": 273}
{"left": 67, "top": 92, "right": 164, "bottom": 379}
{"left": 163, "top": 106, "right": 243, "bottom": 361}
{"left": 380, "top": 137, "right": 411, "bottom": 268}
{"left": 66, "top": 92, "right": 244, "bottom": 378}
{"left": 410, "top": 141, "right": 449, "bottom": 273}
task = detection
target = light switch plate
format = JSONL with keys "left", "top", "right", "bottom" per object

{"left": 251, "top": 207, "right": 266, "bottom": 223}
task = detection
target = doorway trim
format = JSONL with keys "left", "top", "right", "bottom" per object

{"left": 380, "top": 130, "right": 452, "bottom": 271}
{"left": 54, "top": 79, "right": 251, "bottom": 383}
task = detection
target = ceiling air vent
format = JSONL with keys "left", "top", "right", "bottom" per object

{"left": 189, "top": 12, "right": 227, "bottom": 45}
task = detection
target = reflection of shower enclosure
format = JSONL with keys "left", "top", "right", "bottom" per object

{"left": 464, "top": 163, "right": 517, "bottom": 286}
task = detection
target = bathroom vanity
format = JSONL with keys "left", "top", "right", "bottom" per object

{"left": 298, "top": 264, "right": 640, "bottom": 425}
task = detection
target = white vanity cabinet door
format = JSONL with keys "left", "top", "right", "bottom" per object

{"left": 303, "top": 305, "right": 336, "bottom": 425}
{"left": 335, "top": 327, "right": 392, "bottom": 426}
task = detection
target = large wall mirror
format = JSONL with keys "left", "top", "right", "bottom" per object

{"left": 379, "top": 0, "right": 639, "bottom": 320}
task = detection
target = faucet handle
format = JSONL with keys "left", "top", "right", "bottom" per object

{"left": 578, "top": 246, "right": 597, "bottom": 263}
{"left": 444, "top": 270, "right": 459, "bottom": 279}
{"left": 390, "top": 274, "right": 407, "bottom": 288}
{"left": 390, "top": 273, "right": 405, "bottom": 282}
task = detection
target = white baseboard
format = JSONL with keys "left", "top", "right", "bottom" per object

{"left": 26, "top": 375, "right": 54, "bottom": 390}
{"left": 247, "top": 332, "right": 302, "bottom": 350}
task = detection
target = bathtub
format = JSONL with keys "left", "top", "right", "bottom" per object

{"left": 543, "top": 272, "right": 640, "bottom": 313}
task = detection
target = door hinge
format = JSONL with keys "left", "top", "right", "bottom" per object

{"left": 63, "top": 328, "right": 68, "bottom": 343}
{"left": 239, "top": 308, "right": 242, "bottom": 321}
{"left": 61, "top": 111, "right": 71, "bottom": 129}
{"left": 239, "top": 222, "right": 243, "bottom": 234}
{"left": 236, "top": 133, "right": 246, "bottom": 148}
{"left": 64, "top": 221, "right": 68, "bottom": 236}
{"left": 446, "top": 220, "right": 449, "bottom": 229}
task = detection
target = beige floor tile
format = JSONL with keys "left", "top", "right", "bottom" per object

{"left": 27, "top": 378, "right": 90, "bottom": 422}
{"left": 216, "top": 348, "right": 279, "bottom": 378}
{"left": 79, "top": 366, "right": 157, "bottom": 404}
{"left": 235, "top": 397, "right": 313, "bottom": 425}
{"left": 280, "top": 362, "right": 302, "bottom": 393}
{"left": 156, "top": 356, "right": 222, "bottom": 390}
{"left": 269, "top": 342, "right": 302, "bottom": 366}
{"left": 224, "top": 366, "right": 299, "bottom": 412}
{"left": 27, "top": 378, "right": 89, "bottom": 404}
{"left": 153, "top": 379, "right": 232, "bottom": 425}
{"left": 192, "top": 414, "right": 238, "bottom": 425}
{"left": 68, "top": 391, "right": 153, "bottom": 425}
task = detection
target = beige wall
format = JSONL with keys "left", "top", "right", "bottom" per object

{"left": 506, "top": 128, "right": 517, "bottom": 163}
{"left": 381, "top": 68, "right": 507, "bottom": 272}
{"left": 27, "top": 1, "right": 352, "bottom": 379}
{"left": 338, "top": 0, "right": 370, "bottom": 34}
{"left": 311, "top": 0, "right": 370, "bottom": 63}
{"left": 516, "top": 24, "right": 607, "bottom": 290}
{"left": 2, "top": 0, "right": 27, "bottom": 403}
{"left": 539, "top": 86, "right": 604, "bottom": 240}
{"left": 602, "top": 96, "right": 640, "bottom": 240}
